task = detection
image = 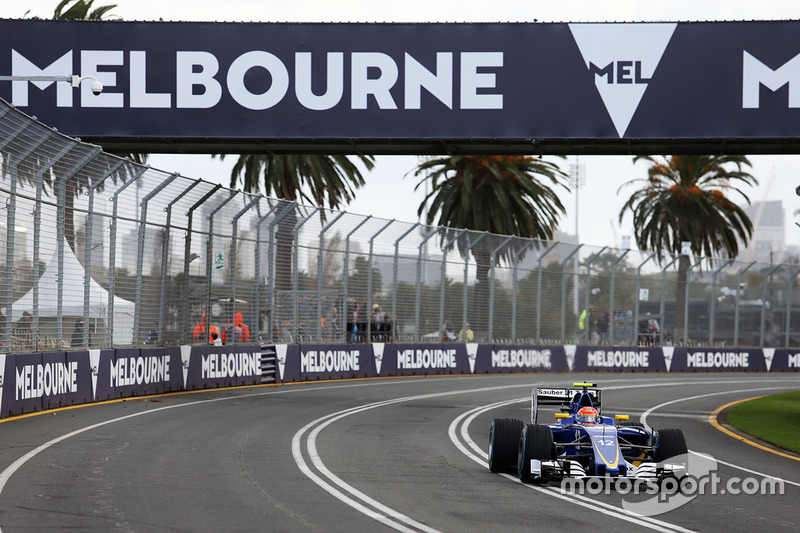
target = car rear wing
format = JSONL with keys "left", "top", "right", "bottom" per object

{"left": 531, "top": 383, "right": 602, "bottom": 424}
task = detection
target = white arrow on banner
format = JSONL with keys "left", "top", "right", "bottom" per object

{"left": 763, "top": 348, "right": 775, "bottom": 372}
{"left": 89, "top": 349, "right": 101, "bottom": 400}
{"left": 372, "top": 343, "right": 384, "bottom": 375}
{"left": 662, "top": 346, "right": 674, "bottom": 372}
{"left": 275, "top": 344, "right": 288, "bottom": 381}
{"left": 569, "top": 23, "right": 677, "bottom": 137}
{"left": 465, "top": 343, "right": 478, "bottom": 373}
{"left": 564, "top": 345, "right": 576, "bottom": 371}
{"left": 180, "top": 345, "right": 192, "bottom": 388}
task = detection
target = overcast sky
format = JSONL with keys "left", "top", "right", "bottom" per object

{"left": 5, "top": 1, "right": 800, "bottom": 251}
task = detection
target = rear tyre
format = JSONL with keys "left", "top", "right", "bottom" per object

{"left": 517, "top": 424, "right": 555, "bottom": 484}
{"left": 654, "top": 428, "right": 688, "bottom": 462}
{"left": 488, "top": 418, "right": 524, "bottom": 473}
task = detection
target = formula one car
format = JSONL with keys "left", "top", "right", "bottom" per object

{"left": 488, "top": 383, "right": 687, "bottom": 483}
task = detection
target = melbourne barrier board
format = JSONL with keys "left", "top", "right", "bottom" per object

{"left": 2, "top": 344, "right": 799, "bottom": 418}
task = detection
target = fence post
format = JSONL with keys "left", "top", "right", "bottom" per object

{"left": 31, "top": 143, "right": 74, "bottom": 351}
{"left": 107, "top": 165, "right": 149, "bottom": 346}
{"left": 391, "top": 222, "right": 419, "bottom": 343}
{"left": 367, "top": 219, "right": 394, "bottom": 343}
{"left": 291, "top": 208, "right": 319, "bottom": 342}
{"left": 463, "top": 232, "right": 489, "bottom": 342}
{"left": 229, "top": 195, "right": 262, "bottom": 344}
{"left": 440, "top": 229, "right": 466, "bottom": 343}
{"left": 583, "top": 246, "right": 607, "bottom": 344}
{"left": 510, "top": 238, "right": 536, "bottom": 343}
{"left": 83, "top": 158, "right": 126, "bottom": 344}
{"left": 4, "top": 124, "right": 49, "bottom": 346}
{"left": 488, "top": 235, "right": 514, "bottom": 343}
{"left": 535, "top": 241, "right": 559, "bottom": 343}
{"left": 709, "top": 259, "right": 733, "bottom": 346}
{"left": 656, "top": 255, "right": 680, "bottom": 346}
{"left": 133, "top": 172, "right": 180, "bottom": 344}
{"left": 266, "top": 202, "right": 297, "bottom": 341}
{"left": 316, "top": 211, "right": 346, "bottom": 342}
{"left": 560, "top": 245, "right": 582, "bottom": 344}
{"left": 733, "top": 261, "right": 756, "bottom": 347}
{"left": 607, "top": 249, "right": 630, "bottom": 345}
{"left": 415, "top": 227, "right": 439, "bottom": 342}
{"left": 633, "top": 253, "right": 657, "bottom": 345}
{"left": 683, "top": 257, "right": 703, "bottom": 345}
{"left": 253, "top": 202, "right": 280, "bottom": 341}
{"left": 340, "top": 215, "right": 372, "bottom": 343}
{"left": 55, "top": 146, "right": 102, "bottom": 346}
{"left": 159, "top": 178, "right": 203, "bottom": 345}
{"left": 204, "top": 191, "right": 240, "bottom": 342}
{"left": 760, "top": 264, "right": 783, "bottom": 348}
{"left": 181, "top": 184, "right": 222, "bottom": 343}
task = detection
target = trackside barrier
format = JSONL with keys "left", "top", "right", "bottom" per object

{"left": 1, "top": 344, "right": 799, "bottom": 418}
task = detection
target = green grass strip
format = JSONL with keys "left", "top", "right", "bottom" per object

{"left": 726, "top": 391, "right": 800, "bottom": 454}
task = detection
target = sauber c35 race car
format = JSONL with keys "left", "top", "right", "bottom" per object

{"left": 488, "top": 383, "right": 688, "bottom": 484}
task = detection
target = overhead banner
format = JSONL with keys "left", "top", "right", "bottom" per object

{"left": 2, "top": 19, "right": 800, "bottom": 152}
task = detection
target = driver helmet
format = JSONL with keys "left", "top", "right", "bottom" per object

{"left": 576, "top": 406, "right": 599, "bottom": 425}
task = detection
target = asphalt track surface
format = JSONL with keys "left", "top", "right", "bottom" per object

{"left": 0, "top": 373, "right": 799, "bottom": 532}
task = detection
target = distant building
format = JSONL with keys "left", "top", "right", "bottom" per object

{"left": 742, "top": 200, "right": 785, "bottom": 264}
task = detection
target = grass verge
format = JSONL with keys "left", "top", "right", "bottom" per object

{"left": 726, "top": 391, "right": 800, "bottom": 454}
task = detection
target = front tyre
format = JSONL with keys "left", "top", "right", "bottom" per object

{"left": 517, "top": 424, "right": 555, "bottom": 484}
{"left": 654, "top": 428, "right": 688, "bottom": 462}
{"left": 489, "top": 418, "right": 524, "bottom": 473}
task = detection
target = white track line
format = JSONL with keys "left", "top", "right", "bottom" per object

{"left": 297, "top": 380, "right": 712, "bottom": 533}
{"left": 639, "top": 386, "right": 800, "bottom": 489}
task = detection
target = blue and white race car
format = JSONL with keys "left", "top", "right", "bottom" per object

{"left": 488, "top": 383, "right": 687, "bottom": 483}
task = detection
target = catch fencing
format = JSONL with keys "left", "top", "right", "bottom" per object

{"left": 1, "top": 98, "right": 799, "bottom": 352}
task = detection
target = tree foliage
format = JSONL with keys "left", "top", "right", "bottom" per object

{"left": 618, "top": 154, "right": 757, "bottom": 262}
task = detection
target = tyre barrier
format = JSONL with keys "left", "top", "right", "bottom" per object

{"left": 1, "top": 343, "right": 798, "bottom": 418}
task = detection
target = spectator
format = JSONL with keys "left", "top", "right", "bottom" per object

{"left": 578, "top": 308, "right": 590, "bottom": 342}
{"left": 17, "top": 311, "right": 33, "bottom": 349}
{"left": 638, "top": 317, "right": 651, "bottom": 346}
{"left": 382, "top": 313, "right": 392, "bottom": 339}
{"left": 144, "top": 320, "right": 159, "bottom": 345}
{"left": 71, "top": 319, "right": 84, "bottom": 347}
{"left": 350, "top": 302, "right": 362, "bottom": 342}
{"left": 443, "top": 321, "right": 457, "bottom": 342}
{"left": 235, "top": 312, "right": 250, "bottom": 342}
{"left": 222, "top": 318, "right": 233, "bottom": 344}
{"left": 458, "top": 322, "right": 474, "bottom": 342}
{"left": 648, "top": 315, "right": 661, "bottom": 345}
{"left": 597, "top": 312, "right": 609, "bottom": 345}
{"left": 193, "top": 313, "right": 218, "bottom": 344}
{"left": 371, "top": 304, "right": 385, "bottom": 340}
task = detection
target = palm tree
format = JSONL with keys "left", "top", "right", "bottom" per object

{"left": 221, "top": 153, "right": 374, "bottom": 290}
{"left": 618, "top": 154, "right": 758, "bottom": 341}
{"left": 414, "top": 155, "right": 568, "bottom": 333}
{"left": 26, "top": 0, "right": 117, "bottom": 20}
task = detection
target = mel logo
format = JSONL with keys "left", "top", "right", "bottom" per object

{"left": 569, "top": 23, "right": 677, "bottom": 137}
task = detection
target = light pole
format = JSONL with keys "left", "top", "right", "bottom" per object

{"left": 0, "top": 74, "right": 103, "bottom": 94}
{"left": 570, "top": 157, "right": 586, "bottom": 316}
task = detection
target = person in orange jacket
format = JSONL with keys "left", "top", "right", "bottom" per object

{"left": 235, "top": 312, "right": 250, "bottom": 342}
{"left": 223, "top": 312, "right": 251, "bottom": 344}
{"left": 193, "top": 313, "right": 218, "bottom": 344}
